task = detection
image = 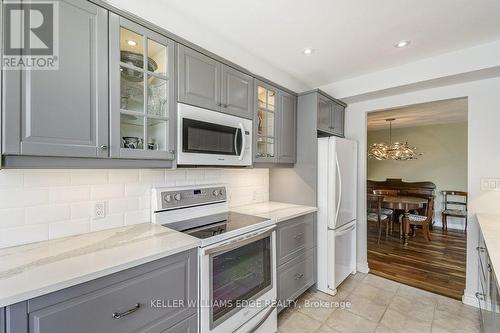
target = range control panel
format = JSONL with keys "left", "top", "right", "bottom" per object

{"left": 160, "top": 186, "right": 226, "bottom": 210}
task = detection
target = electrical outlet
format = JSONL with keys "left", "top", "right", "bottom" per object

{"left": 94, "top": 201, "right": 106, "bottom": 219}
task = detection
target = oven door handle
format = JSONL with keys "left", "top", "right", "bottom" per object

{"left": 247, "top": 305, "right": 275, "bottom": 333}
{"left": 202, "top": 225, "right": 275, "bottom": 255}
{"left": 238, "top": 123, "right": 246, "bottom": 161}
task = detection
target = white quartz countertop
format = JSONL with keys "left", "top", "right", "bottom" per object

{"left": 477, "top": 214, "right": 500, "bottom": 282}
{"left": 0, "top": 223, "right": 200, "bottom": 307}
{"left": 231, "top": 201, "right": 317, "bottom": 222}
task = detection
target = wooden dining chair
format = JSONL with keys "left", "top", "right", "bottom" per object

{"left": 372, "top": 189, "right": 397, "bottom": 236}
{"left": 402, "top": 196, "right": 434, "bottom": 243}
{"left": 367, "top": 194, "right": 390, "bottom": 244}
{"left": 442, "top": 191, "right": 468, "bottom": 232}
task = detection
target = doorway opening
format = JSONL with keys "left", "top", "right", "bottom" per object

{"left": 366, "top": 97, "right": 468, "bottom": 300}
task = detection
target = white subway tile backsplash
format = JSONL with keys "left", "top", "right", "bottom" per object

{"left": 24, "top": 170, "right": 71, "bottom": 187}
{"left": 108, "top": 170, "right": 139, "bottom": 184}
{"left": 124, "top": 183, "right": 151, "bottom": 197}
{"left": 108, "top": 198, "right": 140, "bottom": 214}
{"left": 139, "top": 169, "right": 165, "bottom": 184}
{"left": 0, "top": 208, "right": 25, "bottom": 228}
{"left": 0, "top": 168, "right": 269, "bottom": 248}
{"left": 71, "top": 170, "right": 108, "bottom": 185}
{"left": 25, "top": 204, "right": 71, "bottom": 225}
{"left": 125, "top": 209, "right": 151, "bottom": 225}
{"left": 0, "top": 224, "right": 48, "bottom": 248}
{"left": 91, "top": 184, "right": 124, "bottom": 200}
{"left": 70, "top": 202, "right": 93, "bottom": 219}
{"left": 48, "top": 218, "right": 90, "bottom": 239}
{"left": 0, "top": 170, "right": 23, "bottom": 188}
{"left": 91, "top": 213, "right": 124, "bottom": 231}
{"left": 0, "top": 188, "right": 49, "bottom": 209}
{"left": 49, "top": 186, "right": 90, "bottom": 203}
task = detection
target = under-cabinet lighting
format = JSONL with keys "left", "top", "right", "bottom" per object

{"left": 127, "top": 40, "right": 137, "bottom": 47}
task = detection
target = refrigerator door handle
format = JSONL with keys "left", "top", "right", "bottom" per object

{"left": 334, "top": 154, "right": 342, "bottom": 228}
{"left": 334, "top": 224, "right": 355, "bottom": 237}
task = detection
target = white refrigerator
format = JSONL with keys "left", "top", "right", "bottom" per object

{"left": 317, "top": 137, "right": 358, "bottom": 296}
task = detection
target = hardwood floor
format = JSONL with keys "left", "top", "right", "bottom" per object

{"left": 367, "top": 221, "right": 467, "bottom": 300}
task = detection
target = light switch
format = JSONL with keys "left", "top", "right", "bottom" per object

{"left": 481, "top": 178, "right": 500, "bottom": 191}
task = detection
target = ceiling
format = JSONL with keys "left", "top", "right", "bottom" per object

{"left": 154, "top": 0, "right": 500, "bottom": 89}
{"left": 367, "top": 98, "right": 468, "bottom": 130}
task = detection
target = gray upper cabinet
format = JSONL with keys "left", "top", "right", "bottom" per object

{"left": 277, "top": 92, "right": 297, "bottom": 164}
{"left": 254, "top": 81, "right": 279, "bottom": 163}
{"left": 221, "top": 66, "right": 254, "bottom": 119}
{"left": 331, "top": 102, "right": 345, "bottom": 137}
{"left": 255, "top": 81, "right": 297, "bottom": 164}
{"left": 178, "top": 45, "right": 221, "bottom": 112}
{"left": 316, "top": 91, "right": 345, "bottom": 137}
{"left": 3, "top": 0, "right": 108, "bottom": 158}
{"left": 317, "top": 94, "right": 333, "bottom": 134}
{"left": 109, "top": 14, "right": 176, "bottom": 160}
{"left": 178, "top": 45, "right": 254, "bottom": 119}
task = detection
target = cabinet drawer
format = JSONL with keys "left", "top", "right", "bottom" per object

{"left": 277, "top": 214, "right": 315, "bottom": 265}
{"left": 160, "top": 314, "right": 197, "bottom": 333}
{"left": 28, "top": 250, "right": 197, "bottom": 333}
{"left": 277, "top": 248, "right": 315, "bottom": 309}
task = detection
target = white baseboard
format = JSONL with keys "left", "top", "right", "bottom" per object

{"left": 462, "top": 291, "right": 479, "bottom": 308}
{"left": 357, "top": 262, "right": 370, "bottom": 274}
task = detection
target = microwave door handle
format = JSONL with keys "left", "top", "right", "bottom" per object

{"left": 238, "top": 123, "right": 246, "bottom": 161}
{"left": 234, "top": 127, "right": 240, "bottom": 156}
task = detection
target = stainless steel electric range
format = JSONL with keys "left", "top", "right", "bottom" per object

{"left": 152, "top": 185, "right": 277, "bottom": 333}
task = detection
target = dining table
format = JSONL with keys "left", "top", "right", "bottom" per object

{"left": 381, "top": 195, "right": 428, "bottom": 245}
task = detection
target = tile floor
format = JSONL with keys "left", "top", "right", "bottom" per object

{"left": 277, "top": 273, "right": 480, "bottom": 333}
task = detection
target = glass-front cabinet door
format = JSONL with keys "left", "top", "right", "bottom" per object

{"left": 109, "top": 14, "right": 175, "bottom": 160}
{"left": 255, "top": 81, "right": 278, "bottom": 162}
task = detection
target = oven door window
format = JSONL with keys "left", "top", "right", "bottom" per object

{"left": 211, "top": 237, "right": 272, "bottom": 326}
{"left": 182, "top": 118, "right": 242, "bottom": 156}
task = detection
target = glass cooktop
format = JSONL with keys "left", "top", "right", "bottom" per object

{"left": 164, "top": 212, "right": 269, "bottom": 239}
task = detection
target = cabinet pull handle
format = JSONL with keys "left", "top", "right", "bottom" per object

{"left": 488, "top": 264, "right": 492, "bottom": 272}
{"left": 217, "top": 102, "right": 223, "bottom": 107}
{"left": 475, "top": 292, "right": 485, "bottom": 301}
{"left": 112, "top": 303, "right": 141, "bottom": 319}
{"left": 100, "top": 145, "right": 108, "bottom": 150}
{"left": 295, "top": 273, "right": 304, "bottom": 280}
{"left": 477, "top": 246, "right": 486, "bottom": 253}
{"left": 294, "top": 233, "right": 303, "bottom": 241}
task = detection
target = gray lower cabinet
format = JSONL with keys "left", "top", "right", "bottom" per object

{"left": 1, "top": 307, "right": 4, "bottom": 333}
{"left": 177, "top": 45, "right": 254, "bottom": 119}
{"left": 5, "top": 249, "right": 197, "bottom": 333}
{"left": 477, "top": 232, "right": 500, "bottom": 333}
{"left": 3, "top": 0, "right": 109, "bottom": 158}
{"left": 221, "top": 66, "right": 254, "bottom": 119}
{"left": 160, "top": 315, "right": 197, "bottom": 333}
{"left": 277, "top": 92, "right": 297, "bottom": 164}
{"left": 276, "top": 214, "right": 316, "bottom": 312}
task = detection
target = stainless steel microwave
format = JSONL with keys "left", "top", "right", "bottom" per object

{"left": 176, "top": 103, "right": 252, "bottom": 166}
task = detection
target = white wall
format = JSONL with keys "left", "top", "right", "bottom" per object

{"left": 0, "top": 168, "right": 269, "bottom": 249}
{"left": 368, "top": 122, "right": 468, "bottom": 229}
{"left": 345, "top": 76, "right": 500, "bottom": 306}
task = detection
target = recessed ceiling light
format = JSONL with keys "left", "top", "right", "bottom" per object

{"left": 394, "top": 40, "right": 411, "bottom": 48}
{"left": 127, "top": 40, "right": 137, "bottom": 47}
{"left": 302, "top": 48, "right": 314, "bottom": 55}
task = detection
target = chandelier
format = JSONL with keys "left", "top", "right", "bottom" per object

{"left": 368, "top": 118, "right": 422, "bottom": 161}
